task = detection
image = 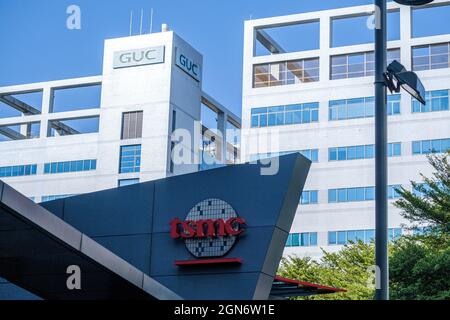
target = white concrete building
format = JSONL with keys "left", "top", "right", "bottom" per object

{"left": 242, "top": 1, "right": 450, "bottom": 258}
{"left": 0, "top": 27, "right": 240, "bottom": 203}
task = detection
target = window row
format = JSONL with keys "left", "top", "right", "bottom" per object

{"left": 253, "top": 42, "right": 450, "bottom": 89}
{"left": 329, "top": 142, "right": 401, "bottom": 161}
{"left": 299, "top": 185, "right": 401, "bottom": 205}
{"left": 286, "top": 232, "right": 318, "bottom": 247}
{"left": 44, "top": 160, "right": 97, "bottom": 174}
{"left": 250, "top": 90, "right": 450, "bottom": 127}
{"left": 251, "top": 103, "right": 319, "bottom": 128}
{"left": 412, "top": 138, "right": 450, "bottom": 155}
{"left": 328, "top": 185, "right": 401, "bottom": 203}
{"left": 0, "top": 164, "right": 37, "bottom": 177}
{"left": 328, "top": 228, "right": 402, "bottom": 245}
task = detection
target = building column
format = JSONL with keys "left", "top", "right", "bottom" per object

{"left": 217, "top": 111, "right": 228, "bottom": 164}
{"left": 39, "top": 86, "right": 53, "bottom": 138}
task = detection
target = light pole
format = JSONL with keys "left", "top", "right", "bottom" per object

{"left": 374, "top": 0, "right": 431, "bottom": 300}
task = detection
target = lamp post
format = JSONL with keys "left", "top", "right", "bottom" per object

{"left": 374, "top": 0, "right": 431, "bottom": 300}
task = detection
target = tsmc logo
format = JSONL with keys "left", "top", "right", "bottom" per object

{"left": 170, "top": 199, "right": 245, "bottom": 258}
{"left": 170, "top": 217, "right": 246, "bottom": 239}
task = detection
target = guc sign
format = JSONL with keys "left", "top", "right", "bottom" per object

{"left": 175, "top": 47, "right": 202, "bottom": 82}
{"left": 113, "top": 46, "right": 165, "bottom": 69}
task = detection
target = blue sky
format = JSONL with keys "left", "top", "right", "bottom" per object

{"left": 0, "top": 0, "right": 445, "bottom": 116}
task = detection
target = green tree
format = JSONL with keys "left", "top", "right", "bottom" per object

{"left": 390, "top": 151, "right": 450, "bottom": 300}
{"left": 278, "top": 241, "right": 376, "bottom": 300}
{"left": 277, "top": 151, "right": 450, "bottom": 300}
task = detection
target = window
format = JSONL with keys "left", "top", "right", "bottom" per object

{"left": 389, "top": 228, "right": 403, "bottom": 241}
{"left": 251, "top": 103, "right": 319, "bottom": 128}
{"left": 387, "top": 94, "right": 401, "bottom": 115}
{"left": 388, "top": 185, "right": 401, "bottom": 199}
{"left": 412, "top": 90, "right": 449, "bottom": 113}
{"left": 388, "top": 142, "right": 401, "bottom": 157}
{"left": 41, "top": 194, "right": 76, "bottom": 202}
{"left": 250, "top": 149, "right": 319, "bottom": 163}
{"left": 44, "top": 160, "right": 96, "bottom": 174}
{"left": 119, "top": 145, "right": 141, "bottom": 173}
{"left": 331, "top": 49, "right": 400, "bottom": 80}
{"left": 329, "top": 143, "right": 400, "bottom": 161}
{"left": 253, "top": 58, "right": 319, "bottom": 88}
{"left": 413, "top": 226, "right": 431, "bottom": 235}
{"left": 412, "top": 43, "right": 450, "bottom": 71}
{"left": 286, "top": 232, "right": 318, "bottom": 247}
{"left": 329, "top": 145, "right": 374, "bottom": 161}
{"left": 0, "top": 164, "right": 37, "bottom": 177}
{"left": 300, "top": 190, "right": 318, "bottom": 205}
{"left": 412, "top": 138, "right": 450, "bottom": 155}
{"left": 329, "top": 95, "right": 400, "bottom": 120}
{"left": 170, "top": 110, "right": 176, "bottom": 173}
{"left": 299, "top": 149, "right": 319, "bottom": 163}
{"left": 328, "top": 228, "right": 401, "bottom": 245}
{"left": 328, "top": 187, "right": 375, "bottom": 203}
{"left": 121, "top": 111, "right": 143, "bottom": 140}
{"left": 118, "top": 178, "right": 140, "bottom": 187}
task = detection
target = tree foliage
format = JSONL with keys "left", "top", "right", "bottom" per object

{"left": 278, "top": 151, "right": 450, "bottom": 300}
{"left": 278, "top": 241, "right": 375, "bottom": 300}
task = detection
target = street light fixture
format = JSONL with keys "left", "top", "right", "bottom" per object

{"left": 384, "top": 60, "right": 427, "bottom": 104}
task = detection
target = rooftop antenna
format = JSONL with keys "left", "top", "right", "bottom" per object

{"left": 129, "top": 10, "right": 133, "bottom": 36}
{"left": 139, "top": 9, "right": 144, "bottom": 35}
{"left": 149, "top": 8, "right": 154, "bottom": 33}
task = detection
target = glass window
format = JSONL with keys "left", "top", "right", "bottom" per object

{"left": 331, "top": 49, "right": 400, "bottom": 80}
{"left": 337, "top": 231, "right": 346, "bottom": 245}
{"left": 253, "top": 58, "right": 320, "bottom": 88}
{"left": 412, "top": 90, "right": 449, "bottom": 113}
{"left": 338, "top": 189, "right": 347, "bottom": 202}
{"left": 412, "top": 43, "right": 450, "bottom": 71}
{"left": 250, "top": 103, "right": 319, "bottom": 128}
{"left": 329, "top": 148, "right": 337, "bottom": 161}
{"left": 310, "top": 233, "right": 318, "bottom": 246}
{"left": 365, "top": 229, "right": 375, "bottom": 243}
{"left": 118, "top": 178, "right": 140, "bottom": 187}
{"left": 328, "top": 232, "right": 337, "bottom": 245}
{"left": 43, "top": 160, "right": 96, "bottom": 174}
{"left": 291, "top": 233, "right": 300, "bottom": 246}
{"left": 119, "top": 145, "right": 141, "bottom": 173}
{"left": 0, "top": 164, "right": 38, "bottom": 177}
{"left": 329, "top": 189, "right": 337, "bottom": 203}
{"left": 412, "top": 138, "right": 450, "bottom": 155}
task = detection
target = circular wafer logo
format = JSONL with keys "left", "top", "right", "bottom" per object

{"left": 169, "top": 198, "right": 246, "bottom": 258}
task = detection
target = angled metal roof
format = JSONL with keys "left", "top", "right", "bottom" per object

{"left": 0, "top": 180, "right": 181, "bottom": 300}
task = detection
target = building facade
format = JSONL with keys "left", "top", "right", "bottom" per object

{"left": 0, "top": 27, "right": 240, "bottom": 204}
{"left": 242, "top": 1, "right": 450, "bottom": 258}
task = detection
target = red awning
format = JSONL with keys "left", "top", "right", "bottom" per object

{"left": 270, "top": 276, "right": 346, "bottom": 299}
